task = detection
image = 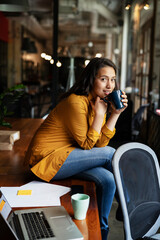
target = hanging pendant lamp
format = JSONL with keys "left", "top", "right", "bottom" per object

{"left": 0, "top": 0, "right": 29, "bottom": 12}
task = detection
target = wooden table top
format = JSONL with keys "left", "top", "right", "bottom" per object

{"left": 0, "top": 118, "right": 102, "bottom": 240}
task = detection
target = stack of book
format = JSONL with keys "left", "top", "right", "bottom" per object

{"left": 0, "top": 130, "right": 20, "bottom": 150}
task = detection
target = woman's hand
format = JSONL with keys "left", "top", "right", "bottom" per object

{"left": 90, "top": 96, "right": 108, "bottom": 117}
{"left": 90, "top": 96, "right": 108, "bottom": 134}
{"left": 106, "top": 91, "right": 128, "bottom": 131}
{"left": 110, "top": 91, "right": 128, "bottom": 115}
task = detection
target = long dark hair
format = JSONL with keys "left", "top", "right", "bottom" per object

{"left": 60, "top": 57, "right": 117, "bottom": 100}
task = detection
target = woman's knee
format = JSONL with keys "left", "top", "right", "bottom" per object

{"left": 103, "top": 146, "right": 116, "bottom": 157}
{"left": 91, "top": 167, "right": 116, "bottom": 191}
{"left": 99, "top": 146, "right": 115, "bottom": 171}
{"left": 96, "top": 146, "right": 115, "bottom": 164}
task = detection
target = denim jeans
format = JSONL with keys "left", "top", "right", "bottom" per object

{"left": 53, "top": 146, "right": 116, "bottom": 238}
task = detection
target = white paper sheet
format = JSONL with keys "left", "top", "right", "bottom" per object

{"left": 0, "top": 181, "right": 71, "bottom": 208}
{"left": 21, "top": 181, "right": 71, "bottom": 197}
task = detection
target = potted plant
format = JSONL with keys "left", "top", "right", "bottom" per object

{"left": 0, "top": 84, "right": 25, "bottom": 128}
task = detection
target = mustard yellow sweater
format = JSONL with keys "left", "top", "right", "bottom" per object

{"left": 24, "top": 93, "right": 115, "bottom": 182}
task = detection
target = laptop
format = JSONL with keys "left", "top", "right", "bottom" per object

{"left": 0, "top": 191, "right": 83, "bottom": 240}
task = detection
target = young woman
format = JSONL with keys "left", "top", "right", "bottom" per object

{"left": 24, "top": 57, "right": 128, "bottom": 240}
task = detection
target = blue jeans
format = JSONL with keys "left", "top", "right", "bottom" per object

{"left": 52, "top": 146, "right": 116, "bottom": 237}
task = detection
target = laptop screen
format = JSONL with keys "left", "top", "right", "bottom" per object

{"left": 0, "top": 190, "right": 18, "bottom": 239}
{"left": 0, "top": 214, "right": 18, "bottom": 240}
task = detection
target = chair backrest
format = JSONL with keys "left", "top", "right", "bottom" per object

{"left": 112, "top": 142, "right": 160, "bottom": 240}
{"left": 131, "top": 104, "right": 149, "bottom": 131}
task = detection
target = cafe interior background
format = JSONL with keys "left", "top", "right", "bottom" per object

{"left": 0, "top": 0, "right": 160, "bottom": 159}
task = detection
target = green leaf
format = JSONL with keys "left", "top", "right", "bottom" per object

{"left": 6, "top": 111, "right": 14, "bottom": 116}
{"left": 0, "top": 84, "right": 25, "bottom": 128}
{"left": 1, "top": 122, "right": 12, "bottom": 128}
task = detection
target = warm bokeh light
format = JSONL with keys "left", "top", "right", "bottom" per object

{"left": 50, "top": 59, "right": 54, "bottom": 64}
{"left": 143, "top": 3, "right": 150, "bottom": 10}
{"left": 45, "top": 55, "right": 52, "bottom": 61}
{"left": 56, "top": 61, "right": 62, "bottom": 67}
{"left": 95, "top": 53, "right": 102, "bottom": 58}
{"left": 125, "top": 4, "right": 131, "bottom": 10}
{"left": 84, "top": 60, "right": 90, "bottom": 66}
{"left": 41, "top": 53, "right": 46, "bottom": 58}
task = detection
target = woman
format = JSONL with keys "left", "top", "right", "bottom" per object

{"left": 24, "top": 57, "right": 128, "bottom": 239}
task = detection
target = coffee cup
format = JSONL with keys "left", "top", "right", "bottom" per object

{"left": 71, "top": 193, "right": 90, "bottom": 220}
{"left": 103, "top": 90, "right": 124, "bottom": 110}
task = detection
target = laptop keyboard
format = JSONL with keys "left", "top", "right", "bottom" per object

{"left": 22, "top": 211, "right": 55, "bottom": 240}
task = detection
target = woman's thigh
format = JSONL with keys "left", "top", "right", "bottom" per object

{"left": 53, "top": 146, "right": 115, "bottom": 180}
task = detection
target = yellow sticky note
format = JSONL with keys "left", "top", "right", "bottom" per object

{"left": 0, "top": 200, "right": 5, "bottom": 212}
{"left": 17, "top": 190, "right": 32, "bottom": 196}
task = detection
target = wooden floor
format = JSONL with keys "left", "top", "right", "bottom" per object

{"left": 0, "top": 118, "right": 102, "bottom": 240}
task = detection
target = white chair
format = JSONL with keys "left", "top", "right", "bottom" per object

{"left": 112, "top": 142, "right": 160, "bottom": 240}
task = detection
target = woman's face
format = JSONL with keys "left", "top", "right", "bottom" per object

{"left": 91, "top": 66, "right": 116, "bottom": 99}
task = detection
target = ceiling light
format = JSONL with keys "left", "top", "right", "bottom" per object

{"left": 41, "top": 53, "right": 46, "bottom": 58}
{"left": 125, "top": 0, "right": 131, "bottom": 10}
{"left": 0, "top": 0, "right": 29, "bottom": 12}
{"left": 56, "top": 61, "right": 62, "bottom": 67}
{"left": 88, "top": 42, "right": 93, "bottom": 48}
{"left": 95, "top": 53, "right": 102, "bottom": 58}
{"left": 50, "top": 59, "right": 54, "bottom": 64}
{"left": 45, "top": 55, "right": 52, "bottom": 61}
{"left": 114, "top": 48, "right": 120, "bottom": 55}
{"left": 125, "top": 4, "right": 131, "bottom": 10}
{"left": 144, "top": 3, "right": 150, "bottom": 10}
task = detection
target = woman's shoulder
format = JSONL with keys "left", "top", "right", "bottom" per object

{"left": 66, "top": 94, "right": 89, "bottom": 113}
{"left": 56, "top": 94, "right": 90, "bottom": 115}
{"left": 68, "top": 93, "right": 89, "bottom": 104}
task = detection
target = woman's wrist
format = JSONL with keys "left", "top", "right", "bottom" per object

{"left": 95, "top": 111, "right": 105, "bottom": 119}
{"left": 111, "top": 110, "right": 121, "bottom": 117}
{"left": 105, "top": 111, "right": 121, "bottom": 131}
{"left": 92, "top": 112, "right": 105, "bottom": 134}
